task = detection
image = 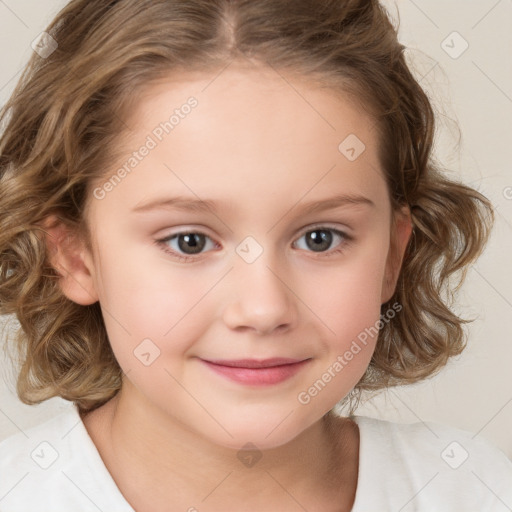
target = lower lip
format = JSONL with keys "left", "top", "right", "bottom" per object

{"left": 201, "top": 360, "right": 310, "bottom": 386}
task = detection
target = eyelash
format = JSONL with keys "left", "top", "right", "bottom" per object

{"left": 155, "top": 225, "right": 353, "bottom": 263}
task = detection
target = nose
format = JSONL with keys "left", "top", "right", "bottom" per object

{"left": 222, "top": 254, "right": 298, "bottom": 335}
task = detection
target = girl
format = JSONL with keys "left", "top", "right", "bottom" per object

{"left": 0, "top": 1, "right": 511, "bottom": 510}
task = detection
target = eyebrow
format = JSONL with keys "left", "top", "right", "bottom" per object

{"left": 132, "top": 193, "right": 375, "bottom": 215}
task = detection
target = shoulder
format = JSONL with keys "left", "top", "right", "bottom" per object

{"left": 351, "top": 415, "right": 512, "bottom": 511}
{"left": 0, "top": 404, "right": 134, "bottom": 512}
{"left": 0, "top": 406, "right": 79, "bottom": 475}
{"left": 354, "top": 413, "right": 510, "bottom": 458}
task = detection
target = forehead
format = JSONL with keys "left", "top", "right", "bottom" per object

{"left": 125, "top": 64, "right": 377, "bottom": 152}
{"left": 89, "top": 64, "right": 387, "bottom": 222}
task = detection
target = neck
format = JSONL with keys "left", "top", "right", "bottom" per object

{"left": 82, "top": 381, "right": 359, "bottom": 512}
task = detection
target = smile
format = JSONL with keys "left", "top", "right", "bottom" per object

{"left": 200, "top": 358, "right": 311, "bottom": 386}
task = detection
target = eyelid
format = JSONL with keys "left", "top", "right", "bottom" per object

{"left": 296, "top": 222, "right": 351, "bottom": 236}
{"left": 155, "top": 223, "right": 352, "bottom": 262}
{"left": 157, "top": 222, "right": 351, "bottom": 244}
{"left": 292, "top": 224, "right": 351, "bottom": 252}
{"left": 156, "top": 229, "right": 219, "bottom": 252}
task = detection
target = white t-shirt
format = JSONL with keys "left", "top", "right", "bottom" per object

{"left": 0, "top": 404, "right": 511, "bottom": 511}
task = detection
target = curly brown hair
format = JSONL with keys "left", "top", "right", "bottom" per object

{"left": 0, "top": 0, "right": 493, "bottom": 414}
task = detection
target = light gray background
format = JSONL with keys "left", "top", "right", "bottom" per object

{"left": 0, "top": 0, "right": 511, "bottom": 457}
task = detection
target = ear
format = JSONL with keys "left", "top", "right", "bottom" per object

{"left": 41, "top": 214, "right": 99, "bottom": 305}
{"left": 381, "top": 205, "right": 413, "bottom": 304}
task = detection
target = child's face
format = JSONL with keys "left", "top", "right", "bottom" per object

{"left": 78, "top": 65, "right": 410, "bottom": 449}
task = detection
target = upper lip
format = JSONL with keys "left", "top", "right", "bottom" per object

{"left": 202, "top": 358, "right": 309, "bottom": 368}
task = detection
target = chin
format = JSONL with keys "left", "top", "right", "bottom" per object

{"left": 207, "top": 425, "right": 303, "bottom": 453}
{"left": 199, "top": 407, "right": 319, "bottom": 452}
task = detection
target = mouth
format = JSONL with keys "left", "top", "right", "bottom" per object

{"left": 200, "top": 357, "right": 311, "bottom": 386}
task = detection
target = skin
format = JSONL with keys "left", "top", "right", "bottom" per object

{"left": 44, "top": 62, "right": 412, "bottom": 512}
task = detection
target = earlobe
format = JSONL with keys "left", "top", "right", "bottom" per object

{"left": 381, "top": 206, "right": 413, "bottom": 304}
{"left": 41, "top": 215, "right": 99, "bottom": 306}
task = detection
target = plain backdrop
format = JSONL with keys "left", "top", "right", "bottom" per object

{"left": 0, "top": 0, "right": 511, "bottom": 458}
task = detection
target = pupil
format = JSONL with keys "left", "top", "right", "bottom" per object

{"left": 307, "top": 230, "right": 332, "bottom": 252}
{"left": 178, "top": 233, "right": 205, "bottom": 254}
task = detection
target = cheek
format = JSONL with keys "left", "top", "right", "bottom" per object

{"left": 301, "top": 236, "right": 390, "bottom": 404}
{"left": 94, "top": 237, "right": 210, "bottom": 326}
{"left": 93, "top": 224, "right": 389, "bottom": 377}
{"left": 92, "top": 247, "right": 213, "bottom": 372}
{"left": 311, "top": 236, "right": 389, "bottom": 339}
{"left": 296, "top": 254, "right": 388, "bottom": 410}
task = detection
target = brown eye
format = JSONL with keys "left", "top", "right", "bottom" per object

{"left": 176, "top": 233, "right": 207, "bottom": 254}
{"left": 294, "top": 227, "right": 348, "bottom": 254}
{"left": 304, "top": 229, "right": 333, "bottom": 252}
{"left": 157, "top": 231, "right": 217, "bottom": 260}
